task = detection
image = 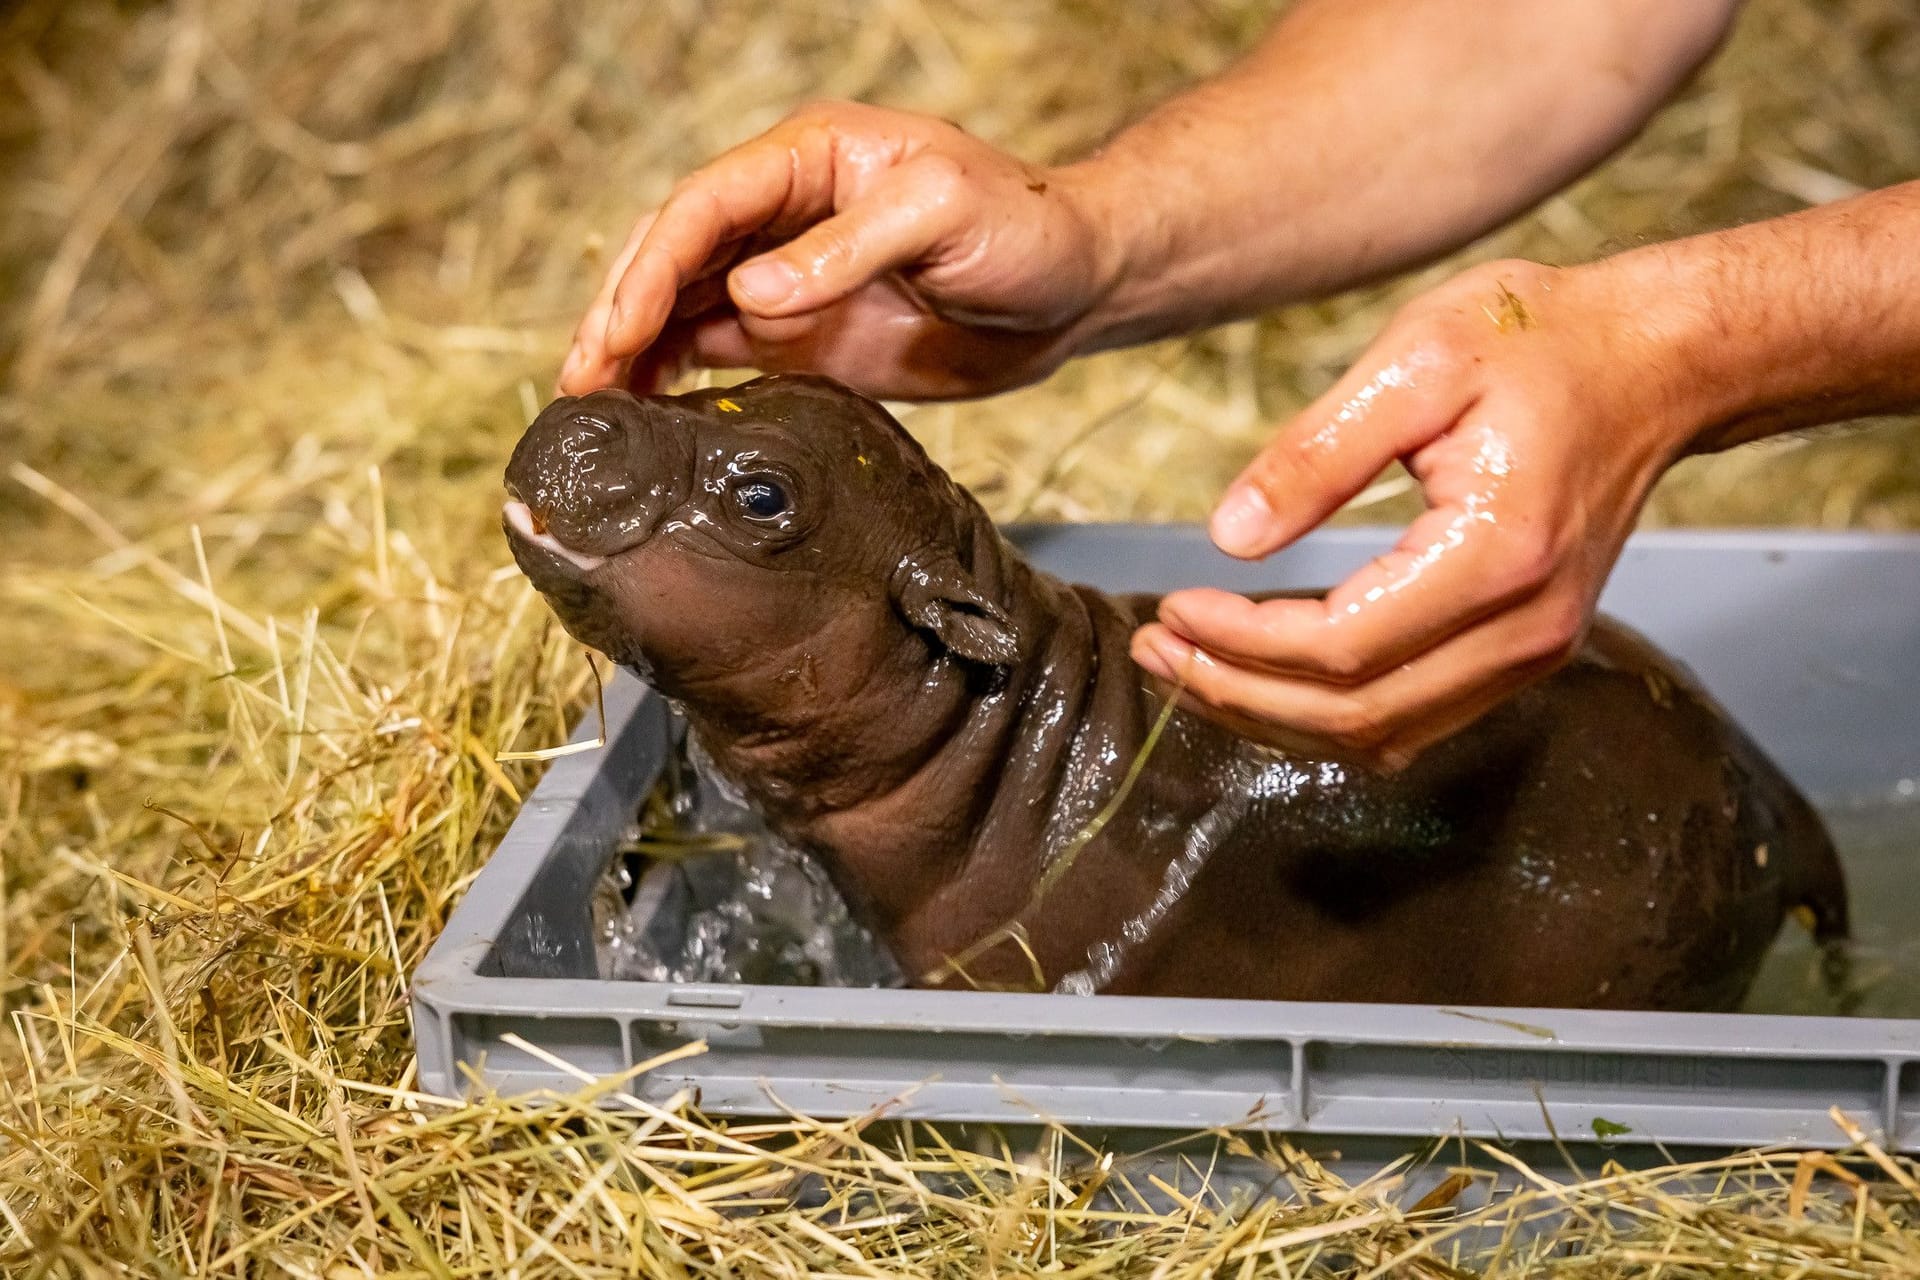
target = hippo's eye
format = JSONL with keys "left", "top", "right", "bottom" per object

{"left": 730, "top": 473, "right": 791, "bottom": 522}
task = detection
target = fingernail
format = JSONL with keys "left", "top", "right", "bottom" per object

{"left": 732, "top": 258, "right": 800, "bottom": 308}
{"left": 1134, "top": 645, "right": 1173, "bottom": 681}
{"left": 1210, "top": 484, "right": 1272, "bottom": 557}
{"left": 1133, "top": 632, "right": 1187, "bottom": 682}
{"left": 560, "top": 345, "right": 583, "bottom": 384}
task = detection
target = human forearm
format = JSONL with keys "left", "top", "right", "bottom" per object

{"left": 1633, "top": 180, "right": 1920, "bottom": 454}
{"left": 1059, "top": 0, "right": 1739, "bottom": 351}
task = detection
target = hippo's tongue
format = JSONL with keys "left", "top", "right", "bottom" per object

{"left": 503, "top": 501, "right": 608, "bottom": 572}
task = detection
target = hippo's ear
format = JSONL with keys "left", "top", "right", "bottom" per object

{"left": 892, "top": 554, "right": 1023, "bottom": 667}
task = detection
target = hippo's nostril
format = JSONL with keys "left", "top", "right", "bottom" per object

{"left": 569, "top": 413, "right": 617, "bottom": 440}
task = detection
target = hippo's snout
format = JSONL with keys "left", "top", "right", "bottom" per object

{"left": 503, "top": 389, "right": 687, "bottom": 560}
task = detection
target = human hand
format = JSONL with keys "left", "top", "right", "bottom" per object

{"left": 559, "top": 101, "right": 1116, "bottom": 401}
{"left": 1130, "top": 256, "right": 1707, "bottom": 769}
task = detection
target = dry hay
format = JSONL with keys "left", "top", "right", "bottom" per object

{"left": 4, "top": 0, "right": 1920, "bottom": 1273}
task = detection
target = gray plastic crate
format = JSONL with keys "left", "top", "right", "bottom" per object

{"left": 413, "top": 526, "right": 1920, "bottom": 1153}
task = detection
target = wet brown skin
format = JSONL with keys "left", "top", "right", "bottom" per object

{"left": 503, "top": 374, "right": 1847, "bottom": 1010}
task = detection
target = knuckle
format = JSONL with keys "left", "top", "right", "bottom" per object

{"left": 1249, "top": 433, "right": 1338, "bottom": 503}
{"left": 661, "top": 174, "right": 710, "bottom": 215}
{"left": 799, "top": 220, "right": 860, "bottom": 269}
{"left": 1522, "top": 596, "right": 1588, "bottom": 666}
{"left": 1313, "top": 642, "right": 1372, "bottom": 683}
{"left": 907, "top": 153, "right": 969, "bottom": 210}
{"left": 1398, "top": 319, "right": 1476, "bottom": 380}
{"left": 1496, "top": 531, "right": 1559, "bottom": 596}
{"left": 1319, "top": 697, "right": 1389, "bottom": 752}
{"left": 1397, "top": 257, "right": 1560, "bottom": 354}
{"left": 1375, "top": 298, "right": 1474, "bottom": 379}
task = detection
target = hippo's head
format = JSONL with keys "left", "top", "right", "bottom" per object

{"left": 503, "top": 375, "right": 1023, "bottom": 717}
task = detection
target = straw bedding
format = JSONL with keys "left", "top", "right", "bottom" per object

{"left": 3, "top": 0, "right": 1919, "bottom": 1272}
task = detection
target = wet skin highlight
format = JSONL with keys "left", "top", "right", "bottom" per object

{"left": 503, "top": 374, "right": 1846, "bottom": 1009}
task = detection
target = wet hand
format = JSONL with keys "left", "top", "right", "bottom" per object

{"left": 560, "top": 101, "right": 1115, "bottom": 401}
{"left": 1131, "top": 258, "right": 1703, "bottom": 769}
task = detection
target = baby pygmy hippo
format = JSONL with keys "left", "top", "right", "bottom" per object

{"left": 503, "top": 374, "right": 1846, "bottom": 1011}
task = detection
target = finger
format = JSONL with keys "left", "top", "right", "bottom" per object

{"left": 1158, "top": 488, "right": 1556, "bottom": 685}
{"left": 625, "top": 325, "right": 693, "bottom": 395}
{"left": 1133, "top": 623, "right": 1554, "bottom": 770}
{"left": 1163, "top": 403, "right": 1567, "bottom": 684}
{"left": 1132, "top": 587, "right": 1586, "bottom": 764}
{"left": 1368, "top": 662, "right": 1557, "bottom": 770}
{"left": 625, "top": 313, "right": 758, "bottom": 392}
{"left": 1161, "top": 657, "right": 1553, "bottom": 776}
{"left": 665, "top": 269, "right": 739, "bottom": 324}
{"left": 679, "top": 313, "right": 757, "bottom": 370}
{"left": 1209, "top": 345, "right": 1473, "bottom": 559}
{"left": 603, "top": 237, "right": 752, "bottom": 389}
{"left": 725, "top": 152, "right": 972, "bottom": 319}
{"left": 561, "top": 215, "right": 656, "bottom": 393}
{"left": 603, "top": 125, "right": 840, "bottom": 359}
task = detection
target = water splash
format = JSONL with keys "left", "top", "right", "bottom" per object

{"left": 595, "top": 747, "right": 901, "bottom": 987}
{"left": 597, "top": 833, "right": 902, "bottom": 987}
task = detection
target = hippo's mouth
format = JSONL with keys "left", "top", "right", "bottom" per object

{"left": 502, "top": 500, "right": 609, "bottom": 574}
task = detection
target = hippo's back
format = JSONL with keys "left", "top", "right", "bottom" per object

{"left": 1082, "top": 592, "right": 1845, "bottom": 1011}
